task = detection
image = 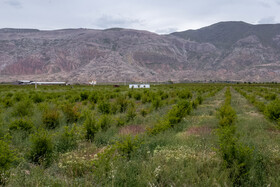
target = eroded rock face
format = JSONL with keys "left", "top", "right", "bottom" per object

{"left": 1, "top": 21, "right": 280, "bottom": 83}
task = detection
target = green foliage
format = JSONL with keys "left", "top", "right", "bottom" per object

{"left": 133, "top": 92, "right": 141, "bottom": 101}
{"left": 2, "top": 97, "right": 13, "bottom": 108}
{"left": 9, "top": 118, "right": 34, "bottom": 133}
{"left": 126, "top": 105, "right": 137, "bottom": 122}
{"left": 116, "top": 96, "right": 128, "bottom": 113}
{"left": 196, "top": 95, "right": 203, "bottom": 104}
{"left": 0, "top": 140, "right": 16, "bottom": 172}
{"left": 62, "top": 104, "right": 80, "bottom": 123}
{"left": 265, "top": 99, "right": 280, "bottom": 123}
{"left": 56, "top": 124, "right": 79, "bottom": 153}
{"left": 42, "top": 108, "right": 60, "bottom": 129}
{"left": 116, "top": 117, "right": 126, "bottom": 127}
{"left": 99, "top": 115, "right": 111, "bottom": 131}
{"left": 80, "top": 91, "right": 89, "bottom": 101}
{"left": 29, "top": 129, "right": 54, "bottom": 165}
{"left": 115, "top": 135, "right": 142, "bottom": 159}
{"left": 89, "top": 92, "right": 99, "bottom": 103}
{"left": 152, "top": 97, "right": 162, "bottom": 110}
{"left": 31, "top": 93, "right": 44, "bottom": 103}
{"left": 84, "top": 113, "right": 99, "bottom": 141}
{"left": 177, "top": 89, "right": 192, "bottom": 99}
{"left": 218, "top": 104, "right": 237, "bottom": 127}
{"left": 140, "top": 109, "right": 148, "bottom": 117}
{"left": 98, "top": 100, "right": 111, "bottom": 114}
{"left": 13, "top": 99, "right": 33, "bottom": 117}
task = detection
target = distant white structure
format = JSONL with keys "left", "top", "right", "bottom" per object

{"left": 17, "top": 80, "right": 66, "bottom": 85}
{"left": 89, "top": 80, "right": 97, "bottom": 85}
{"left": 17, "top": 80, "right": 32, "bottom": 85}
{"left": 30, "top": 82, "right": 66, "bottom": 85}
{"left": 129, "top": 84, "right": 150, "bottom": 89}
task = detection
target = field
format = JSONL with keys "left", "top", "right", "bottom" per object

{"left": 0, "top": 83, "right": 280, "bottom": 186}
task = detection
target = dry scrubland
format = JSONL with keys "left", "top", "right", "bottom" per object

{"left": 0, "top": 83, "right": 280, "bottom": 186}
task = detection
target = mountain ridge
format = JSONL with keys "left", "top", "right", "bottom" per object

{"left": 0, "top": 21, "right": 280, "bottom": 83}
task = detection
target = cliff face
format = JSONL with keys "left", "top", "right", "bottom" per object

{"left": 1, "top": 22, "right": 280, "bottom": 83}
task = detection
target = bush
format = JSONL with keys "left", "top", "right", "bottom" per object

{"left": 9, "top": 118, "right": 34, "bottom": 133}
{"left": 133, "top": 92, "right": 141, "bottom": 101}
{"left": 152, "top": 97, "right": 162, "bottom": 110}
{"left": 218, "top": 104, "right": 237, "bottom": 127}
{"left": 116, "top": 117, "right": 126, "bottom": 127}
{"left": 29, "top": 129, "right": 54, "bottom": 165}
{"left": 116, "top": 96, "right": 128, "bottom": 113}
{"left": 84, "top": 113, "right": 99, "bottom": 141}
{"left": 265, "top": 99, "right": 280, "bottom": 122}
{"left": 115, "top": 135, "right": 142, "bottom": 159}
{"left": 80, "top": 92, "right": 89, "bottom": 101}
{"left": 140, "top": 109, "right": 148, "bottom": 117}
{"left": 98, "top": 100, "right": 111, "bottom": 114}
{"left": 126, "top": 106, "right": 137, "bottom": 122}
{"left": 177, "top": 89, "right": 192, "bottom": 99}
{"left": 62, "top": 104, "right": 80, "bottom": 123}
{"left": 56, "top": 124, "right": 79, "bottom": 153}
{"left": 13, "top": 99, "right": 33, "bottom": 117}
{"left": 89, "top": 92, "right": 99, "bottom": 104}
{"left": 2, "top": 98, "right": 13, "bottom": 108}
{"left": 99, "top": 115, "right": 111, "bottom": 131}
{"left": 31, "top": 93, "right": 44, "bottom": 103}
{"left": 0, "top": 140, "right": 16, "bottom": 172}
{"left": 42, "top": 109, "right": 60, "bottom": 129}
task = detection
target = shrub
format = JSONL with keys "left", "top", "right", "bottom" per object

{"left": 196, "top": 95, "right": 203, "bottom": 104}
{"left": 31, "top": 93, "right": 44, "bottom": 103}
{"left": 84, "top": 113, "right": 99, "bottom": 141}
{"left": 13, "top": 99, "right": 33, "bottom": 117}
{"left": 115, "top": 135, "right": 142, "bottom": 159}
{"left": 167, "top": 100, "right": 192, "bottom": 125}
{"left": 126, "top": 106, "right": 137, "bottom": 122}
{"left": 9, "top": 118, "right": 34, "bottom": 133}
{"left": 2, "top": 98, "right": 13, "bottom": 108}
{"left": 116, "top": 117, "right": 126, "bottom": 127}
{"left": 80, "top": 92, "right": 89, "bottom": 101}
{"left": 152, "top": 97, "right": 162, "bottom": 110}
{"left": 133, "top": 92, "right": 142, "bottom": 101}
{"left": 264, "top": 93, "right": 277, "bottom": 101}
{"left": 265, "top": 99, "right": 280, "bottom": 122}
{"left": 29, "top": 129, "right": 54, "bottom": 165}
{"left": 218, "top": 105, "right": 237, "bottom": 127}
{"left": 56, "top": 124, "right": 78, "bottom": 153}
{"left": 62, "top": 104, "right": 80, "bottom": 123}
{"left": 140, "top": 109, "right": 148, "bottom": 117}
{"left": 177, "top": 89, "right": 192, "bottom": 99}
{"left": 98, "top": 100, "right": 111, "bottom": 114}
{"left": 99, "top": 115, "right": 111, "bottom": 131}
{"left": 116, "top": 96, "right": 128, "bottom": 113}
{"left": 0, "top": 140, "right": 16, "bottom": 172}
{"left": 42, "top": 109, "right": 60, "bottom": 129}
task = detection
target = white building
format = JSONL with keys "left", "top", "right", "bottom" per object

{"left": 129, "top": 84, "right": 150, "bottom": 89}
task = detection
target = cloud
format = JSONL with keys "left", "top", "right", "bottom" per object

{"left": 258, "top": 16, "right": 276, "bottom": 24}
{"left": 94, "top": 15, "right": 143, "bottom": 29}
{"left": 155, "top": 28, "right": 178, "bottom": 34}
{"left": 4, "top": 0, "right": 22, "bottom": 8}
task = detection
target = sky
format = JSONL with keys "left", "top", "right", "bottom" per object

{"left": 1, "top": 0, "right": 280, "bottom": 34}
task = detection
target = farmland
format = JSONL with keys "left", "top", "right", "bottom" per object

{"left": 0, "top": 83, "right": 280, "bottom": 186}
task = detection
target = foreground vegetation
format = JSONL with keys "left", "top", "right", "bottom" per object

{"left": 0, "top": 83, "right": 280, "bottom": 186}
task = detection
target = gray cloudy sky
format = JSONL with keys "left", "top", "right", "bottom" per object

{"left": 1, "top": 0, "right": 280, "bottom": 33}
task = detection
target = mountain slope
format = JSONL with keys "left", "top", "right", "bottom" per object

{"left": 0, "top": 22, "right": 280, "bottom": 83}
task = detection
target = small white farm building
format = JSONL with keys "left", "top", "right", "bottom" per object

{"left": 129, "top": 84, "right": 150, "bottom": 89}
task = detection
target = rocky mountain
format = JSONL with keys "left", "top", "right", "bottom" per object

{"left": 0, "top": 21, "right": 280, "bottom": 83}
